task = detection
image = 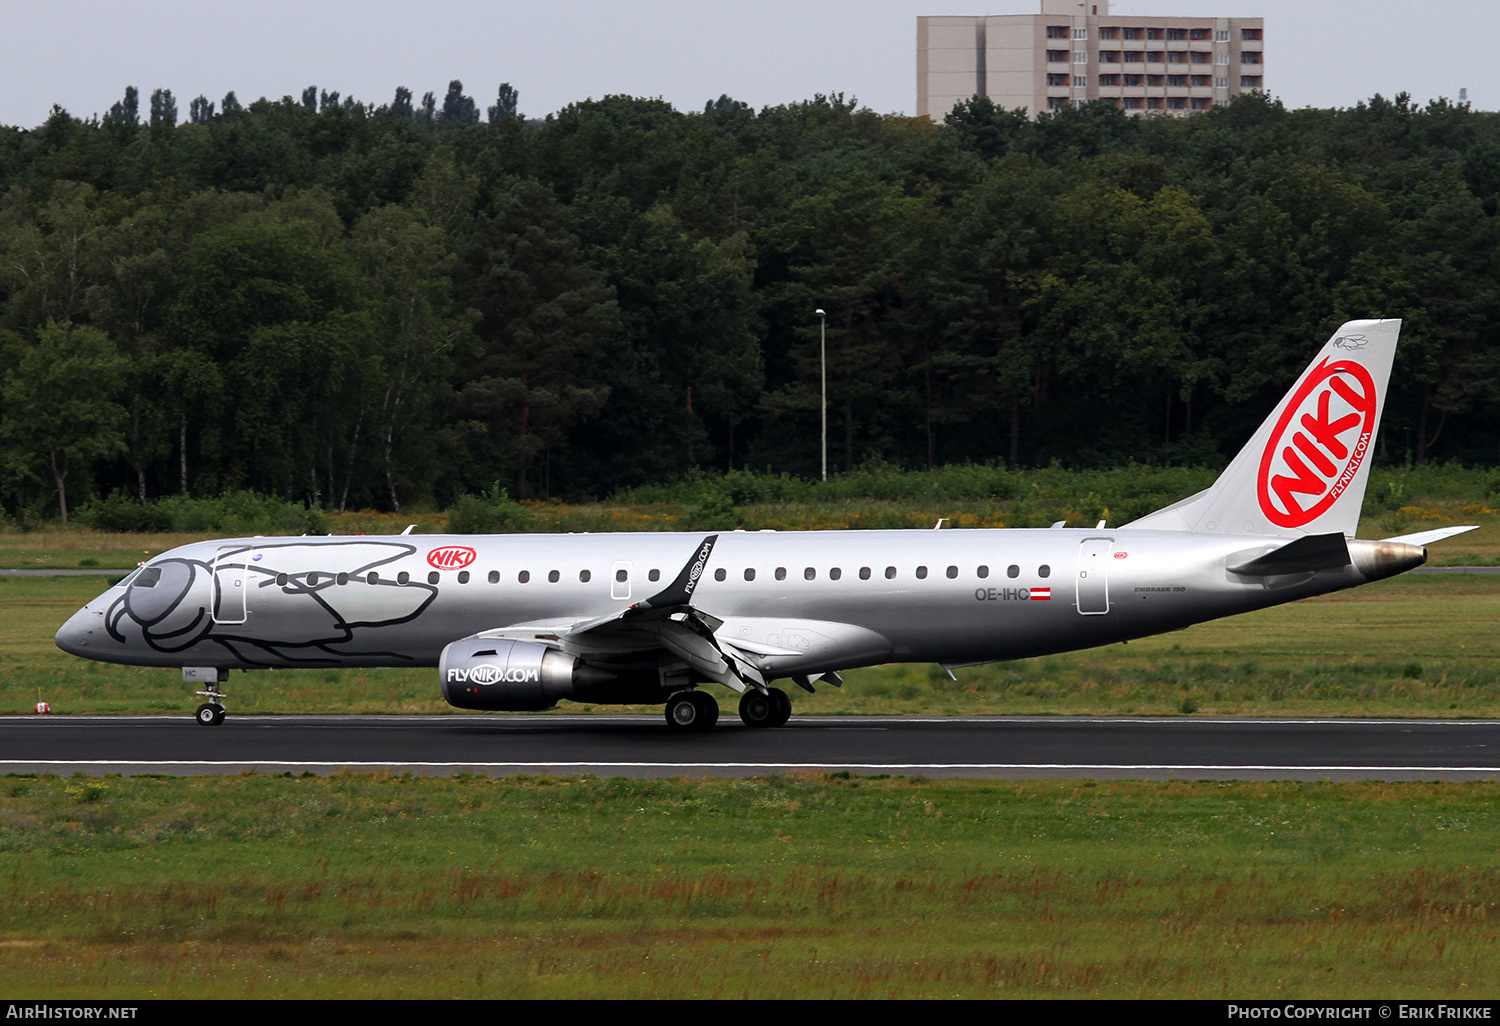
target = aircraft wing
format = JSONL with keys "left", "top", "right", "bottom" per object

{"left": 478, "top": 612, "right": 771, "bottom": 691}
{"left": 469, "top": 534, "right": 879, "bottom": 693}
{"left": 472, "top": 535, "right": 771, "bottom": 691}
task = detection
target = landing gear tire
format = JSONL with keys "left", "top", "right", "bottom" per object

{"left": 740, "top": 687, "right": 790, "bottom": 728}
{"left": 665, "top": 690, "right": 718, "bottom": 732}
{"left": 195, "top": 702, "right": 226, "bottom": 727}
{"left": 768, "top": 687, "right": 792, "bottom": 727}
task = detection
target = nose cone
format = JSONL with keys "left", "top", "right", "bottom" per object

{"left": 55, "top": 604, "right": 102, "bottom": 657}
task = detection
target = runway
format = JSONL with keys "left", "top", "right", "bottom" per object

{"left": 2, "top": 713, "right": 1498, "bottom": 781}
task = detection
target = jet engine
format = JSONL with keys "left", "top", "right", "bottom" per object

{"left": 439, "top": 636, "right": 672, "bottom": 710}
{"left": 439, "top": 638, "right": 584, "bottom": 711}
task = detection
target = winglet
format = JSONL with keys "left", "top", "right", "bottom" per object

{"left": 636, "top": 535, "right": 718, "bottom": 610}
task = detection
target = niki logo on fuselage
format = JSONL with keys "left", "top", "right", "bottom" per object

{"left": 1256, "top": 357, "right": 1377, "bottom": 529}
{"left": 427, "top": 546, "right": 477, "bottom": 570}
{"left": 446, "top": 664, "right": 539, "bottom": 685}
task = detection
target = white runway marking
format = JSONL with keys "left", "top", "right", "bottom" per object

{"left": 2, "top": 760, "right": 1498, "bottom": 774}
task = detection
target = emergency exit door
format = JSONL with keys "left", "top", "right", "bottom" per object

{"left": 213, "top": 547, "right": 247, "bottom": 624}
{"left": 1076, "top": 538, "right": 1112, "bottom": 615}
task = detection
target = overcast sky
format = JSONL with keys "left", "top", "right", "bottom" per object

{"left": 2, "top": 0, "right": 1492, "bottom": 129}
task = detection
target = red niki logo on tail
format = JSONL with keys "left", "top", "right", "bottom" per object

{"left": 1256, "top": 358, "right": 1378, "bottom": 528}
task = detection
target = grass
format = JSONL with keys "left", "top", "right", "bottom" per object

{"left": 9, "top": 573, "right": 1500, "bottom": 719}
{"left": 6, "top": 462, "right": 1499, "bottom": 569}
{"left": 0, "top": 774, "right": 1495, "bottom": 998}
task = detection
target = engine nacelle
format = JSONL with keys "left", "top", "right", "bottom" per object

{"left": 440, "top": 638, "right": 581, "bottom": 711}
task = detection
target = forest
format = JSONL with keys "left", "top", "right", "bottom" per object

{"left": 0, "top": 80, "right": 1497, "bottom": 521}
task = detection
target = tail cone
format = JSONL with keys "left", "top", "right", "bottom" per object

{"left": 1347, "top": 539, "right": 1427, "bottom": 582}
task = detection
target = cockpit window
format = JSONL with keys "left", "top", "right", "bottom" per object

{"left": 131, "top": 566, "right": 162, "bottom": 589}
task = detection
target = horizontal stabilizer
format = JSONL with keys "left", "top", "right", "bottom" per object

{"left": 1228, "top": 532, "right": 1351, "bottom": 576}
{"left": 1380, "top": 525, "right": 1479, "bottom": 547}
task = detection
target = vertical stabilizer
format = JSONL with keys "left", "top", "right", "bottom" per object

{"left": 1124, "top": 319, "right": 1400, "bottom": 538}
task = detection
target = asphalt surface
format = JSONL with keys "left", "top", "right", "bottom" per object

{"left": 3, "top": 713, "right": 1497, "bottom": 781}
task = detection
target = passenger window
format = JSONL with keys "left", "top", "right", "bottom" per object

{"left": 714, "top": 568, "right": 726, "bottom": 582}
{"left": 915, "top": 566, "right": 928, "bottom": 580}
{"left": 457, "top": 571, "right": 469, "bottom": 584}
{"left": 488, "top": 570, "right": 500, "bottom": 584}
{"left": 977, "top": 565, "right": 989, "bottom": 579}
{"left": 548, "top": 570, "right": 560, "bottom": 583}
{"left": 368, "top": 572, "right": 380, "bottom": 585}
{"left": 615, "top": 569, "right": 627, "bottom": 582}
{"left": 580, "top": 570, "right": 591, "bottom": 583}
{"left": 859, "top": 567, "right": 871, "bottom": 580}
{"left": 649, "top": 569, "right": 661, "bottom": 582}
{"left": 946, "top": 566, "right": 958, "bottom": 579}
{"left": 277, "top": 573, "right": 288, "bottom": 587}
{"left": 307, "top": 572, "right": 319, "bottom": 586}
{"left": 428, "top": 571, "right": 439, "bottom": 585}
{"left": 398, "top": 572, "right": 410, "bottom": 585}
{"left": 337, "top": 573, "right": 349, "bottom": 586}
{"left": 885, "top": 567, "right": 897, "bottom": 579}
{"left": 804, "top": 567, "right": 816, "bottom": 580}
{"left": 1039, "top": 565, "right": 1051, "bottom": 578}
{"left": 1007, "top": 565, "right": 1020, "bottom": 579}
{"left": 744, "top": 568, "right": 756, "bottom": 581}
{"left": 775, "top": 567, "right": 787, "bottom": 581}
{"left": 829, "top": 567, "right": 842, "bottom": 581}
{"left": 518, "top": 571, "right": 530, "bottom": 584}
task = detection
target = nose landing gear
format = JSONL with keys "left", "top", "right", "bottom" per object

{"left": 185, "top": 667, "right": 229, "bottom": 726}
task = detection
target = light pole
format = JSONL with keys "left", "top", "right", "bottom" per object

{"left": 815, "top": 308, "right": 827, "bottom": 481}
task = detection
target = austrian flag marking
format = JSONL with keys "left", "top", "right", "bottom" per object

{"left": 1030, "top": 588, "right": 1051, "bottom": 601}
{"left": 427, "top": 546, "right": 477, "bottom": 570}
{"left": 1256, "top": 357, "right": 1378, "bottom": 529}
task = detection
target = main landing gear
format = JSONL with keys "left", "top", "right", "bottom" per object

{"left": 665, "top": 689, "right": 719, "bottom": 732}
{"left": 738, "top": 687, "right": 791, "bottom": 729}
{"left": 664, "top": 686, "right": 793, "bottom": 731}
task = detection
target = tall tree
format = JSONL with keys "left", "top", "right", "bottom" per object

{"left": 458, "top": 178, "right": 617, "bottom": 498}
{"left": 106, "top": 86, "right": 140, "bottom": 127}
{"left": 441, "top": 81, "right": 479, "bottom": 126}
{"left": 351, "top": 203, "right": 468, "bottom": 510}
{"left": 487, "top": 83, "right": 519, "bottom": 125}
{"left": 0, "top": 322, "right": 125, "bottom": 522}
{"left": 149, "top": 89, "right": 177, "bottom": 128}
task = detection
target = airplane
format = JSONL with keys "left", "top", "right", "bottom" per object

{"left": 55, "top": 317, "right": 1477, "bottom": 731}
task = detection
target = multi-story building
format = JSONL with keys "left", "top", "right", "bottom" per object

{"left": 918, "top": 1, "right": 1264, "bottom": 120}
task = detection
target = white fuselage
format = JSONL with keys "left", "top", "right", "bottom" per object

{"left": 55, "top": 527, "right": 1385, "bottom": 680}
